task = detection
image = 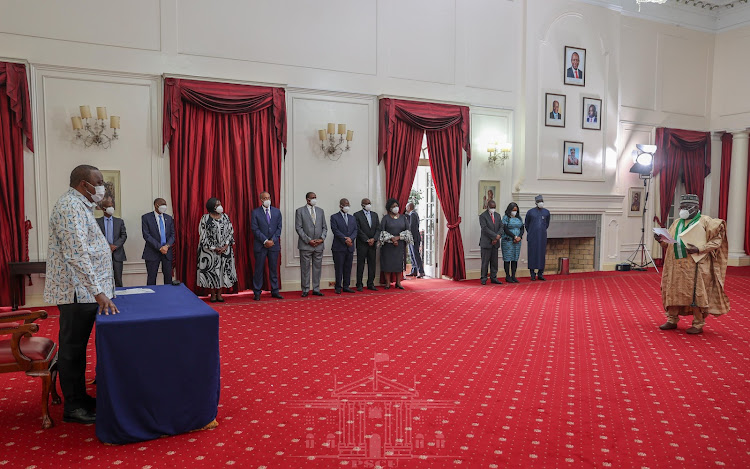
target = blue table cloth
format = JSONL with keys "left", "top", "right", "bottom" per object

{"left": 95, "top": 284, "right": 220, "bottom": 444}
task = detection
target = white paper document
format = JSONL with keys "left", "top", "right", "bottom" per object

{"left": 652, "top": 227, "right": 677, "bottom": 244}
{"left": 115, "top": 288, "right": 156, "bottom": 296}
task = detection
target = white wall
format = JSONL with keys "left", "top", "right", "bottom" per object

{"left": 0, "top": 0, "right": 744, "bottom": 304}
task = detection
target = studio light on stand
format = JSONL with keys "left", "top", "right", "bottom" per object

{"left": 626, "top": 144, "right": 659, "bottom": 272}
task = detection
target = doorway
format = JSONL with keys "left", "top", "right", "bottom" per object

{"left": 411, "top": 133, "right": 441, "bottom": 278}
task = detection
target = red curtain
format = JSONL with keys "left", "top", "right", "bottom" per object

{"left": 426, "top": 125, "right": 466, "bottom": 281}
{"left": 718, "top": 133, "right": 732, "bottom": 220}
{"left": 653, "top": 127, "right": 711, "bottom": 227}
{"left": 0, "top": 62, "right": 33, "bottom": 306}
{"left": 164, "top": 78, "right": 286, "bottom": 293}
{"left": 378, "top": 98, "right": 470, "bottom": 280}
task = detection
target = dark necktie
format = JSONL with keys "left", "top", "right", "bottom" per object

{"left": 265, "top": 208, "right": 271, "bottom": 224}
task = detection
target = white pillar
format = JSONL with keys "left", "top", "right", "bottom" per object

{"left": 704, "top": 132, "right": 723, "bottom": 218}
{"left": 726, "top": 130, "right": 750, "bottom": 260}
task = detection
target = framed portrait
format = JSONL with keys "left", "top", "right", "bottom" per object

{"left": 563, "top": 141, "right": 583, "bottom": 174}
{"left": 94, "top": 170, "right": 122, "bottom": 218}
{"left": 582, "top": 97, "right": 602, "bottom": 130}
{"left": 628, "top": 187, "right": 645, "bottom": 217}
{"left": 564, "top": 46, "right": 586, "bottom": 87}
{"left": 545, "top": 93, "right": 566, "bottom": 128}
{"left": 478, "top": 180, "right": 500, "bottom": 215}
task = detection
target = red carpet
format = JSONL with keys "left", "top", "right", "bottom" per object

{"left": 2, "top": 269, "right": 750, "bottom": 468}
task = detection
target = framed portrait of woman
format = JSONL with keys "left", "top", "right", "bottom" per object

{"left": 582, "top": 97, "right": 602, "bottom": 131}
{"left": 628, "top": 187, "right": 645, "bottom": 217}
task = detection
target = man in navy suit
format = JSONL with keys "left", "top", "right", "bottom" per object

{"left": 330, "top": 198, "right": 358, "bottom": 294}
{"left": 251, "top": 191, "right": 283, "bottom": 301}
{"left": 141, "top": 197, "right": 175, "bottom": 285}
{"left": 96, "top": 196, "right": 127, "bottom": 287}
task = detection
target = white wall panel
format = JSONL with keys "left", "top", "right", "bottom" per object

{"left": 177, "top": 0, "right": 376, "bottom": 75}
{"left": 463, "top": 0, "right": 519, "bottom": 92}
{"left": 713, "top": 26, "right": 750, "bottom": 119}
{"left": 620, "top": 24, "right": 657, "bottom": 111}
{"left": 0, "top": 0, "right": 160, "bottom": 51}
{"left": 659, "top": 33, "right": 710, "bottom": 117}
{"left": 380, "top": 0, "right": 456, "bottom": 84}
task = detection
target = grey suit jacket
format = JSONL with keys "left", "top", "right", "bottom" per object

{"left": 479, "top": 210, "right": 503, "bottom": 249}
{"left": 296, "top": 205, "right": 328, "bottom": 252}
{"left": 96, "top": 216, "right": 127, "bottom": 262}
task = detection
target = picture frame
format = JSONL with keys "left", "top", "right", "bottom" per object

{"left": 564, "top": 46, "right": 586, "bottom": 87}
{"left": 478, "top": 180, "right": 500, "bottom": 215}
{"left": 582, "top": 97, "right": 602, "bottom": 131}
{"left": 94, "top": 170, "right": 122, "bottom": 218}
{"left": 563, "top": 141, "right": 583, "bottom": 174}
{"left": 628, "top": 187, "right": 645, "bottom": 217}
{"left": 545, "top": 93, "right": 566, "bottom": 128}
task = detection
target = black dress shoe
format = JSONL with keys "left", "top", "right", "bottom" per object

{"left": 335, "top": 288, "right": 342, "bottom": 294}
{"left": 342, "top": 288, "right": 355, "bottom": 293}
{"left": 367, "top": 286, "right": 378, "bottom": 291}
{"left": 253, "top": 293, "right": 261, "bottom": 301}
{"left": 63, "top": 408, "right": 96, "bottom": 424}
{"left": 659, "top": 322, "right": 678, "bottom": 330}
{"left": 530, "top": 275, "right": 536, "bottom": 281}
{"left": 271, "top": 292, "right": 284, "bottom": 299}
{"left": 406, "top": 272, "right": 417, "bottom": 277}
{"left": 217, "top": 296, "right": 225, "bottom": 302}
{"left": 490, "top": 279, "right": 502, "bottom": 285}
{"left": 395, "top": 285, "right": 405, "bottom": 290}
{"left": 511, "top": 277, "right": 519, "bottom": 283}
{"left": 301, "top": 291, "right": 309, "bottom": 297}
{"left": 481, "top": 279, "right": 487, "bottom": 285}
{"left": 537, "top": 275, "right": 546, "bottom": 281}
{"left": 312, "top": 291, "right": 324, "bottom": 296}
{"left": 416, "top": 273, "right": 425, "bottom": 278}
{"left": 356, "top": 286, "right": 363, "bottom": 292}
{"left": 505, "top": 276, "right": 513, "bottom": 283}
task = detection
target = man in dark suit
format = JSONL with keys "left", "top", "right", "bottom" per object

{"left": 251, "top": 191, "right": 283, "bottom": 301}
{"left": 295, "top": 191, "right": 327, "bottom": 297}
{"left": 330, "top": 198, "right": 357, "bottom": 294}
{"left": 141, "top": 197, "right": 175, "bottom": 285}
{"left": 566, "top": 52, "right": 583, "bottom": 80}
{"left": 405, "top": 202, "right": 425, "bottom": 278}
{"left": 354, "top": 198, "right": 380, "bottom": 291}
{"left": 479, "top": 200, "right": 503, "bottom": 285}
{"left": 96, "top": 196, "right": 127, "bottom": 287}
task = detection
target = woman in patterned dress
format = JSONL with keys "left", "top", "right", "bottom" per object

{"left": 501, "top": 202, "right": 524, "bottom": 283}
{"left": 198, "top": 197, "right": 237, "bottom": 302}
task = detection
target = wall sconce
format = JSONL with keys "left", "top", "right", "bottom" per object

{"left": 71, "top": 105, "right": 120, "bottom": 149}
{"left": 487, "top": 141, "right": 511, "bottom": 165}
{"left": 318, "top": 123, "right": 353, "bottom": 160}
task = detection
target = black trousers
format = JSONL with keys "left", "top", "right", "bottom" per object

{"left": 113, "top": 260, "right": 123, "bottom": 288}
{"left": 145, "top": 255, "right": 172, "bottom": 285}
{"left": 356, "top": 245, "right": 377, "bottom": 287}
{"left": 253, "top": 249, "right": 280, "bottom": 294}
{"left": 332, "top": 250, "right": 354, "bottom": 290}
{"left": 58, "top": 301, "right": 98, "bottom": 412}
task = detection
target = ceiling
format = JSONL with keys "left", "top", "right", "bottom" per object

{"left": 583, "top": 0, "right": 750, "bottom": 31}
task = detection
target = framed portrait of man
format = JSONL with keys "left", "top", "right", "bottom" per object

{"left": 545, "top": 93, "right": 566, "bottom": 128}
{"left": 628, "top": 187, "right": 645, "bottom": 217}
{"left": 479, "top": 180, "right": 500, "bottom": 215}
{"left": 563, "top": 141, "right": 583, "bottom": 174}
{"left": 582, "top": 97, "right": 602, "bottom": 130}
{"left": 564, "top": 46, "right": 586, "bottom": 87}
{"left": 93, "top": 170, "right": 121, "bottom": 218}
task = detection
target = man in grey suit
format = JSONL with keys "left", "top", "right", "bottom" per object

{"left": 96, "top": 196, "right": 127, "bottom": 287}
{"left": 479, "top": 200, "right": 503, "bottom": 286}
{"left": 295, "top": 191, "right": 327, "bottom": 297}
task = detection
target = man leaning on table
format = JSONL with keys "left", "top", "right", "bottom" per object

{"left": 44, "top": 164, "right": 119, "bottom": 425}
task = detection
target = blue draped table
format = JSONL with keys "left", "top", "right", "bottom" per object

{"left": 95, "top": 284, "right": 220, "bottom": 444}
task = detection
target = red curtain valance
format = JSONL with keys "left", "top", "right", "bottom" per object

{"left": 163, "top": 78, "right": 287, "bottom": 152}
{"left": 0, "top": 62, "right": 33, "bottom": 152}
{"left": 378, "top": 98, "right": 470, "bottom": 164}
{"left": 653, "top": 128, "right": 711, "bottom": 177}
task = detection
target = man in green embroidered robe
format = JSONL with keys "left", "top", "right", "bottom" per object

{"left": 653, "top": 194, "right": 730, "bottom": 334}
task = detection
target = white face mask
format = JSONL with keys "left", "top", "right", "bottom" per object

{"left": 391, "top": 206, "right": 400, "bottom": 214}
{"left": 86, "top": 182, "right": 106, "bottom": 203}
{"left": 342, "top": 206, "right": 350, "bottom": 213}
{"left": 536, "top": 202, "right": 544, "bottom": 208}
{"left": 215, "top": 205, "right": 224, "bottom": 214}
{"left": 262, "top": 199, "right": 271, "bottom": 208}
{"left": 308, "top": 198, "right": 317, "bottom": 206}
{"left": 105, "top": 206, "right": 115, "bottom": 216}
{"left": 679, "top": 209, "right": 690, "bottom": 220}
{"left": 511, "top": 211, "right": 518, "bottom": 217}
{"left": 158, "top": 205, "right": 168, "bottom": 214}
{"left": 363, "top": 204, "right": 372, "bottom": 211}
{"left": 489, "top": 208, "right": 496, "bottom": 214}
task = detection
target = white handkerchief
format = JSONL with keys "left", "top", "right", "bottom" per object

{"left": 115, "top": 288, "right": 156, "bottom": 296}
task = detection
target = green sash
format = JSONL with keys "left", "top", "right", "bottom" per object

{"left": 674, "top": 211, "right": 701, "bottom": 259}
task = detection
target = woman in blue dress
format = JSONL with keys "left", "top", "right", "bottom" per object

{"left": 501, "top": 202, "right": 524, "bottom": 283}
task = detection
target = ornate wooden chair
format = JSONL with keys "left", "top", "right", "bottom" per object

{"left": 0, "top": 309, "right": 61, "bottom": 429}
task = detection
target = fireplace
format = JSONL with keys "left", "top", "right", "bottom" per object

{"left": 543, "top": 214, "right": 600, "bottom": 273}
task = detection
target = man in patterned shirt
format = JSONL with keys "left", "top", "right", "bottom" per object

{"left": 44, "top": 164, "right": 119, "bottom": 424}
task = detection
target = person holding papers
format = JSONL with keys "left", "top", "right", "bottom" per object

{"left": 653, "top": 194, "right": 729, "bottom": 334}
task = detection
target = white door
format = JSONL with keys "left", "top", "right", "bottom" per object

{"left": 423, "top": 168, "right": 439, "bottom": 278}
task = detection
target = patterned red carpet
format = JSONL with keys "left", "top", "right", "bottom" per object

{"left": 2, "top": 269, "right": 750, "bottom": 468}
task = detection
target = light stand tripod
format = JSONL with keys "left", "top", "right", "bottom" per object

{"left": 627, "top": 174, "right": 659, "bottom": 272}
